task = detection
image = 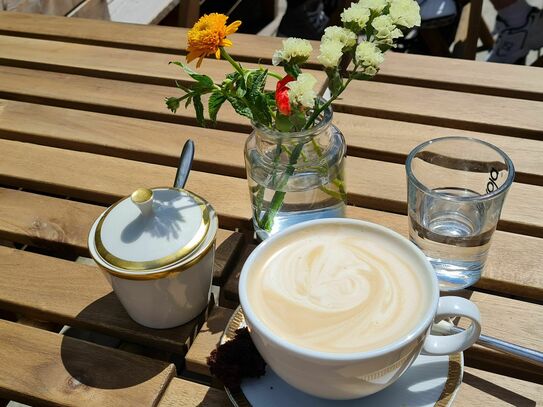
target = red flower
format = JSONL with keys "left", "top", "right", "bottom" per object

{"left": 275, "top": 75, "right": 295, "bottom": 116}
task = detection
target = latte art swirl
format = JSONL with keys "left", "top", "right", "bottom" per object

{"left": 248, "top": 225, "right": 427, "bottom": 353}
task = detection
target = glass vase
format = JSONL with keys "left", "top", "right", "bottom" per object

{"left": 244, "top": 106, "right": 347, "bottom": 240}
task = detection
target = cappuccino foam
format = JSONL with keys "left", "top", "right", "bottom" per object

{"left": 247, "top": 224, "right": 429, "bottom": 353}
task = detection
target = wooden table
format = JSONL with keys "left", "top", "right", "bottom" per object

{"left": 0, "top": 11, "right": 542, "bottom": 407}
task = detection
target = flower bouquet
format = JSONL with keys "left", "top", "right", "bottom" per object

{"left": 166, "top": 0, "right": 420, "bottom": 238}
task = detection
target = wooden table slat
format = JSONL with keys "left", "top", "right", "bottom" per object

{"left": 0, "top": 246, "right": 212, "bottom": 354}
{"left": 2, "top": 98, "right": 542, "bottom": 186}
{"left": 1, "top": 151, "right": 541, "bottom": 298}
{"left": 456, "top": 367, "right": 543, "bottom": 406}
{"left": 158, "top": 378, "right": 229, "bottom": 406}
{"left": 0, "top": 188, "right": 244, "bottom": 285}
{"left": 1, "top": 12, "right": 543, "bottom": 101}
{"left": 1, "top": 129, "right": 541, "bottom": 238}
{"left": 185, "top": 306, "right": 234, "bottom": 378}
{"left": 0, "top": 138, "right": 252, "bottom": 230}
{"left": 335, "top": 81, "right": 543, "bottom": 140}
{"left": 2, "top": 65, "right": 543, "bottom": 143}
{"left": 334, "top": 112, "right": 543, "bottom": 186}
{"left": 376, "top": 53, "right": 543, "bottom": 101}
{"left": 0, "top": 34, "right": 327, "bottom": 90}
{"left": 0, "top": 319, "right": 175, "bottom": 407}
{"left": 0, "top": 12, "right": 542, "bottom": 405}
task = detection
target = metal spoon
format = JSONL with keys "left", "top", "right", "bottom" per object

{"left": 174, "top": 139, "right": 195, "bottom": 189}
{"left": 433, "top": 320, "right": 543, "bottom": 367}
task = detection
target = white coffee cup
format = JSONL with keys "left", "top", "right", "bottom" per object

{"left": 239, "top": 218, "right": 481, "bottom": 400}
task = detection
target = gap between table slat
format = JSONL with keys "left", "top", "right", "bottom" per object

{"left": 1, "top": 13, "right": 542, "bottom": 101}
{"left": 0, "top": 99, "right": 541, "bottom": 186}
{"left": 0, "top": 318, "right": 176, "bottom": 407}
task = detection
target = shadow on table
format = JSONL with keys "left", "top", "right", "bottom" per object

{"left": 59, "top": 332, "right": 170, "bottom": 389}
{"left": 463, "top": 372, "right": 536, "bottom": 406}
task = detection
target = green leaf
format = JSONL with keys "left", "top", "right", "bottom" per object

{"left": 165, "top": 97, "right": 181, "bottom": 113}
{"left": 170, "top": 61, "right": 214, "bottom": 91}
{"left": 264, "top": 91, "right": 276, "bottom": 107}
{"left": 248, "top": 69, "right": 268, "bottom": 98}
{"left": 289, "top": 110, "right": 307, "bottom": 131}
{"left": 184, "top": 94, "right": 193, "bottom": 108}
{"left": 351, "top": 71, "right": 373, "bottom": 80}
{"left": 236, "top": 86, "right": 246, "bottom": 98}
{"left": 284, "top": 64, "right": 301, "bottom": 79}
{"left": 328, "top": 69, "right": 343, "bottom": 97}
{"left": 208, "top": 91, "right": 226, "bottom": 125}
{"left": 252, "top": 93, "right": 272, "bottom": 126}
{"left": 226, "top": 72, "right": 240, "bottom": 81}
{"left": 193, "top": 94, "right": 206, "bottom": 127}
{"left": 275, "top": 113, "right": 293, "bottom": 132}
{"left": 227, "top": 95, "right": 253, "bottom": 120}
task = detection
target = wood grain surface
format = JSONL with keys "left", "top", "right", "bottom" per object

{"left": 2, "top": 11, "right": 543, "bottom": 103}
{"left": 0, "top": 319, "right": 175, "bottom": 407}
{"left": 0, "top": 34, "right": 327, "bottom": 89}
{"left": 0, "top": 99, "right": 247, "bottom": 178}
{"left": 0, "top": 13, "right": 542, "bottom": 406}
{"left": 0, "top": 11, "right": 299, "bottom": 63}
{"left": 0, "top": 139, "right": 252, "bottom": 229}
{"left": 0, "top": 246, "right": 212, "bottom": 353}
{"left": 334, "top": 112, "right": 543, "bottom": 185}
{"left": 335, "top": 81, "right": 543, "bottom": 140}
{"left": 2, "top": 98, "right": 542, "bottom": 186}
{"left": 457, "top": 366, "right": 543, "bottom": 406}
{"left": 377, "top": 52, "right": 543, "bottom": 101}
{"left": 158, "top": 378, "right": 229, "bottom": 406}
{"left": 0, "top": 188, "right": 244, "bottom": 285}
{"left": 0, "top": 140, "right": 540, "bottom": 297}
{"left": 1, "top": 129, "right": 541, "bottom": 238}
{"left": 185, "top": 306, "right": 234, "bottom": 377}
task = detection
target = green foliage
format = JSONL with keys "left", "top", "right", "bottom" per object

{"left": 327, "top": 69, "right": 343, "bottom": 97}
{"left": 208, "top": 91, "right": 226, "bottom": 125}
{"left": 165, "top": 97, "right": 181, "bottom": 113}
{"left": 226, "top": 95, "right": 253, "bottom": 120}
{"left": 350, "top": 71, "right": 374, "bottom": 80}
{"left": 193, "top": 94, "right": 205, "bottom": 127}
{"left": 284, "top": 64, "right": 301, "bottom": 79}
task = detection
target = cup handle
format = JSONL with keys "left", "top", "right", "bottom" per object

{"left": 422, "top": 296, "right": 482, "bottom": 356}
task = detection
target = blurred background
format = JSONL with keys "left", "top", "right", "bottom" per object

{"left": 2, "top": 0, "right": 541, "bottom": 65}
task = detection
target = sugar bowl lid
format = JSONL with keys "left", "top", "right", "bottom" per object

{"left": 91, "top": 187, "right": 215, "bottom": 273}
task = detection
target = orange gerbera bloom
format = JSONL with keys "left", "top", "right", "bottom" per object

{"left": 186, "top": 13, "right": 241, "bottom": 68}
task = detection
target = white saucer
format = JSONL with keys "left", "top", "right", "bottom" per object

{"left": 221, "top": 307, "right": 463, "bottom": 407}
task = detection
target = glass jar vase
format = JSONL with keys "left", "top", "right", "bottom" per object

{"left": 244, "top": 106, "right": 347, "bottom": 240}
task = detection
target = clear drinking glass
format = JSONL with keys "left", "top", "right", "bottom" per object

{"left": 406, "top": 137, "right": 515, "bottom": 291}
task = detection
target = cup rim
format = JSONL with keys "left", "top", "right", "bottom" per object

{"left": 405, "top": 136, "right": 515, "bottom": 202}
{"left": 239, "top": 218, "right": 440, "bottom": 361}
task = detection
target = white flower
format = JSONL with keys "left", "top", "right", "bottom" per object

{"left": 389, "top": 0, "right": 421, "bottom": 28}
{"left": 287, "top": 73, "right": 318, "bottom": 108}
{"left": 359, "top": 0, "right": 389, "bottom": 12}
{"left": 317, "top": 40, "right": 344, "bottom": 68}
{"left": 340, "top": 3, "right": 370, "bottom": 33}
{"left": 322, "top": 26, "right": 357, "bottom": 49}
{"left": 371, "top": 15, "right": 403, "bottom": 46}
{"left": 355, "top": 41, "right": 384, "bottom": 76}
{"left": 272, "top": 37, "right": 313, "bottom": 66}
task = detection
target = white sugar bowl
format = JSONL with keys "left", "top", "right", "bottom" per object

{"left": 88, "top": 187, "right": 218, "bottom": 329}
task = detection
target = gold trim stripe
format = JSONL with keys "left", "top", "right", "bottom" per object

{"left": 95, "top": 187, "right": 210, "bottom": 271}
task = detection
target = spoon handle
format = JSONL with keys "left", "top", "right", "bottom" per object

{"left": 174, "top": 139, "right": 195, "bottom": 189}
{"left": 450, "top": 326, "right": 543, "bottom": 367}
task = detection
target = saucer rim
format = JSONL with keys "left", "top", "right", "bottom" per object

{"left": 221, "top": 306, "right": 463, "bottom": 407}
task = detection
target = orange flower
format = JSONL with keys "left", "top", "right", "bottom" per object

{"left": 186, "top": 13, "right": 241, "bottom": 68}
